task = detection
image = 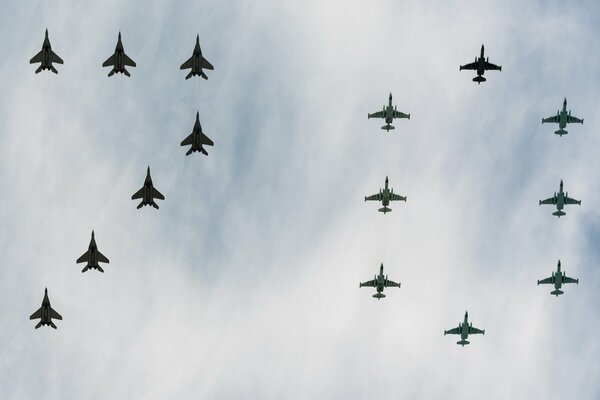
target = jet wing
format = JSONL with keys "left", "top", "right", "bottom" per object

{"left": 96, "top": 250, "right": 110, "bottom": 264}
{"left": 201, "top": 57, "right": 214, "bottom": 70}
{"left": 542, "top": 115, "right": 559, "bottom": 124}
{"left": 30, "top": 50, "right": 43, "bottom": 64}
{"left": 539, "top": 197, "right": 556, "bottom": 205}
{"left": 76, "top": 250, "right": 89, "bottom": 264}
{"left": 29, "top": 307, "right": 43, "bottom": 320}
{"left": 49, "top": 307, "right": 62, "bottom": 320}
{"left": 460, "top": 62, "right": 477, "bottom": 70}
{"left": 102, "top": 54, "right": 116, "bottom": 67}
{"left": 50, "top": 51, "right": 63, "bottom": 64}
{"left": 365, "top": 193, "right": 382, "bottom": 201}
{"left": 360, "top": 279, "right": 376, "bottom": 287}
{"left": 567, "top": 115, "right": 583, "bottom": 124}
{"left": 385, "top": 280, "right": 401, "bottom": 288}
{"left": 368, "top": 111, "right": 385, "bottom": 119}
{"left": 152, "top": 187, "right": 165, "bottom": 200}
{"left": 131, "top": 187, "right": 144, "bottom": 200}
{"left": 390, "top": 193, "right": 406, "bottom": 202}
{"left": 393, "top": 110, "right": 410, "bottom": 119}
{"left": 564, "top": 196, "right": 581, "bottom": 205}
{"left": 201, "top": 133, "right": 214, "bottom": 146}
{"left": 444, "top": 326, "right": 461, "bottom": 335}
{"left": 123, "top": 53, "right": 136, "bottom": 67}
{"left": 484, "top": 61, "right": 501, "bottom": 70}
{"left": 538, "top": 276, "right": 554, "bottom": 285}
{"left": 563, "top": 276, "right": 578, "bottom": 284}
{"left": 180, "top": 56, "right": 194, "bottom": 70}
{"left": 181, "top": 133, "right": 194, "bottom": 146}
{"left": 468, "top": 326, "right": 484, "bottom": 335}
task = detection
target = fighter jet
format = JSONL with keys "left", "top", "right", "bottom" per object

{"left": 180, "top": 35, "right": 214, "bottom": 80}
{"left": 367, "top": 93, "right": 410, "bottom": 131}
{"left": 132, "top": 167, "right": 165, "bottom": 209}
{"left": 77, "top": 230, "right": 110, "bottom": 273}
{"left": 30, "top": 288, "right": 62, "bottom": 329}
{"left": 444, "top": 311, "right": 485, "bottom": 346}
{"left": 30, "top": 29, "right": 64, "bottom": 74}
{"left": 359, "top": 263, "right": 401, "bottom": 299}
{"left": 538, "top": 260, "right": 578, "bottom": 296}
{"left": 102, "top": 32, "right": 136, "bottom": 77}
{"left": 539, "top": 180, "right": 581, "bottom": 217}
{"left": 364, "top": 176, "right": 406, "bottom": 214}
{"left": 181, "top": 111, "right": 214, "bottom": 156}
{"left": 459, "top": 45, "right": 501, "bottom": 84}
{"left": 542, "top": 98, "right": 584, "bottom": 136}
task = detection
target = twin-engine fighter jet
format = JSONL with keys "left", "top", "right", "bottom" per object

{"left": 459, "top": 45, "right": 501, "bottom": 84}
{"left": 368, "top": 93, "right": 410, "bottom": 131}
{"left": 359, "top": 263, "right": 401, "bottom": 299}
{"left": 180, "top": 35, "right": 214, "bottom": 80}
{"left": 365, "top": 176, "right": 406, "bottom": 214}
{"left": 30, "top": 29, "right": 63, "bottom": 74}
{"left": 102, "top": 32, "right": 136, "bottom": 77}
{"left": 77, "top": 230, "right": 110, "bottom": 273}
{"left": 132, "top": 167, "right": 165, "bottom": 209}
{"left": 539, "top": 180, "right": 581, "bottom": 217}
{"left": 30, "top": 288, "right": 62, "bottom": 329}
{"left": 181, "top": 111, "right": 214, "bottom": 156}
{"left": 444, "top": 311, "right": 485, "bottom": 346}
{"left": 538, "top": 260, "right": 578, "bottom": 296}
{"left": 542, "top": 98, "right": 584, "bottom": 136}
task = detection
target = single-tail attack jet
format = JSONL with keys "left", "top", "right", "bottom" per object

{"left": 77, "top": 230, "right": 110, "bottom": 273}
{"left": 180, "top": 35, "right": 214, "bottom": 80}
{"left": 359, "top": 263, "right": 401, "bottom": 299}
{"left": 30, "top": 288, "right": 62, "bottom": 329}
{"left": 444, "top": 311, "right": 485, "bottom": 346}
{"left": 132, "top": 167, "right": 165, "bottom": 209}
{"left": 368, "top": 93, "right": 410, "bottom": 131}
{"left": 542, "top": 98, "right": 584, "bottom": 136}
{"left": 181, "top": 111, "right": 214, "bottom": 156}
{"left": 538, "top": 260, "right": 578, "bottom": 296}
{"left": 365, "top": 176, "right": 406, "bottom": 214}
{"left": 459, "top": 45, "right": 501, "bottom": 84}
{"left": 30, "top": 29, "right": 63, "bottom": 74}
{"left": 102, "top": 32, "right": 136, "bottom": 77}
{"left": 539, "top": 180, "right": 581, "bottom": 217}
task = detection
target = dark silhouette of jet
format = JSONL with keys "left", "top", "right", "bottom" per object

{"left": 102, "top": 32, "right": 136, "bottom": 77}
{"left": 30, "top": 288, "right": 62, "bottom": 329}
{"left": 459, "top": 44, "right": 501, "bottom": 84}
{"left": 180, "top": 35, "right": 214, "bottom": 79}
{"left": 181, "top": 111, "right": 214, "bottom": 156}
{"left": 30, "top": 29, "right": 64, "bottom": 74}
{"left": 77, "top": 230, "right": 110, "bottom": 273}
{"left": 132, "top": 167, "right": 165, "bottom": 209}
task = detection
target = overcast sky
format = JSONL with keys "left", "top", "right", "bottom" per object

{"left": 1, "top": 0, "right": 600, "bottom": 399}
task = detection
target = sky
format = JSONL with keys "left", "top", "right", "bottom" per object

{"left": 1, "top": 0, "right": 600, "bottom": 398}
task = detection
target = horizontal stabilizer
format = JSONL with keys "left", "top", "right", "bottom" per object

{"left": 373, "top": 293, "right": 386, "bottom": 299}
{"left": 473, "top": 76, "right": 486, "bottom": 83}
{"left": 552, "top": 210, "right": 566, "bottom": 217}
{"left": 551, "top": 289, "right": 564, "bottom": 296}
{"left": 378, "top": 207, "right": 391, "bottom": 213}
{"left": 381, "top": 124, "right": 395, "bottom": 131}
{"left": 457, "top": 340, "right": 470, "bottom": 346}
{"left": 185, "top": 71, "right": 193, "bottom": 80}
{"left": 200, "top": 71, "right": 208, "bottom": 80}
{"left": 554, "top": 129, "right": 568, "bottom": 136}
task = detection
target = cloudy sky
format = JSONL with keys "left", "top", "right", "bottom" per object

{"left": 1, "top": 0, "right": 600, "bottom": 398}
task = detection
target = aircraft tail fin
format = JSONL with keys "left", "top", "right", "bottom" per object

{"left": 123, "top": 68, "right": 131, "bottom": 77}
{"left": 551, "top": 289, "right": 564, "bottom": 296}
{"left": 35, "top": 66, "right": 43, "bottom": 74}
{"left": 151, "top": 201, "right": 159, "bottom": 210}
{"left": 186, "top": 148, "right": 193, "bottom": 156}
{"left": 200, "top": 71, "right": 208, "bottom": 80}
{"left": 50, "top": 321, "right": 57, "bottom": 329}
{"left": 378, "top": 207, "right": 391, "bottom": 214}
{"left": 373, "top": 293, "right": 386, "bottom": 300}
{"left": 457, "top": 340, "right": 470, "bottom": 346}
{"left": 201, "top": 148, "right": 208, "bottom": 156}
{"left": 82, "top": 265, "right": 90, "bottom": 273}
{"left": 96, "top": 265, "right": 105, "bottom": 273}
{"left": 136, "top": 201, "right": 144, "bottom": 209}
{"left": 35, "top": 322, "right": 42, "bottom": 329}
{"left": 108, "top": 69, "right": 116, "bottom": 77}
{"left": 554, "top": 129, "right": 568, "bottom": 136}
{"left": 185, "top": 71, "right": 193, "bottom": 80}
{"left": 381, "top": 124, "right": 395, "bottom": 131}
{"left": 473, "top": 76, "right": 486, "bottom": 83}
{"left": 50, "top": 66, "right": 58, "bottom": 74}
{"left": 552, "top": 210, "right": 566, "bottom": 217}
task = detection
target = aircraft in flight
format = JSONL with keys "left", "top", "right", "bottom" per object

{"left": 132, "top": 167, "right": 165, "bottom": 209}
{"left": 444, "top": 311, "right": 485, "bottom": 346}
{"left": 30, "top": 29, "right": 63, "bottom": 74}
{"left": 30, "top": 288, "right": 62, "bottom": 329}
{"left": 181, "top": 111, "right": 214, "bottom": 156}
{"left": 359, "top": 263, "right": 401, "bottom": 299}
{"left": 539, "top": 180, "right": 581, "bottom": 217}
{"left": 459, "top": 45, "right": 501, "bottom": 84}
{"left": 102, "top": 32, "right": 136, "bottom": 77}
{"left": 538, "top": 260, "right": 578, "bottom": 296}
{"left": 77, "top": 230, "right": 110, "bottom": 273}
{"left": 368, "top": 93, "right": 410, "bottom": 131}
{"left": 365, "top": 176, "right": 406, "bottom": 213}
{"left": 542, "top": 98, "right": 584, "bottom": 136}
{"left": 180, "top": 35, "right": 214, "bottom": 80}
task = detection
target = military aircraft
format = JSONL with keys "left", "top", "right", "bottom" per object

{"left": 365, "top": 176, "right": 406, "bottom": 213}
{"left": 180, "top": 35, "right": 214, "bottom": 80}
{"left": 444, "top": 311, "right": 485, "bottom": 346}
{"left": 539, "top": 180, "right": 581, "bottom": 217}
{"left": 132, "top": 167, "right": 165, "bottom": 209}
{"left": 359, "top": 263, "right": 401, "bottom": 299}
{"left": 459, "top": 45, "right": 501, "bottom": 84}
{"left": 77, "top": 230, "right": 110, "bottom": 273}
{"left": 538, "top": 260, "right": 578, "bottom": 296}
{"left": 102, "top": 32, "right": 136, "bottom": 77}
{"left": 30, "top": 29, "right": 63, "bottom": 74}
{"left": 367, "top": 93, "right": 410, "bottom": 131}
{"left": 181, "top": 111, "right": 214, "bottom": 156}
{"left": 30, "top": 288, "right": 62, "bottom": 329}
{"left": 542, "top": 98, "right": 584, "bottom": 136}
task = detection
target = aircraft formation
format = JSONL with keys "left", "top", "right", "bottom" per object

{"left": 27, "top": 34, "right": 584, "bottom": 347}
